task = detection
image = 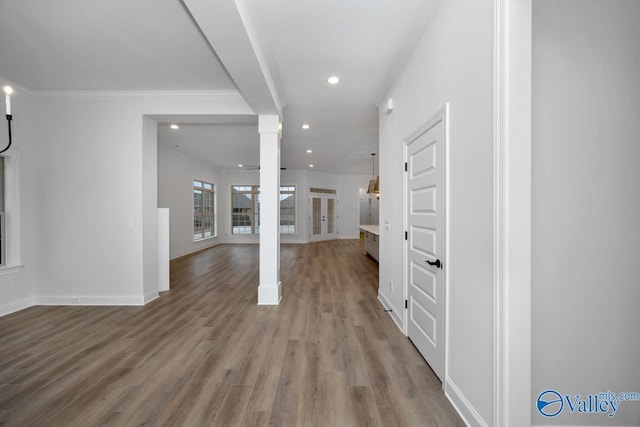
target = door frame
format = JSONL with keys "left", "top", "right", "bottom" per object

{"left": 307, "top": 192, "right": 338, "bottom": 242}
{"left": 493, "top": 0, "right": 532, "bottom": 425}
{"left": 402, "top": 103, "right": 450, "bottom": 382}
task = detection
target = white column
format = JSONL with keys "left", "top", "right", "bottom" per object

{"left": 258, "top": 115, "right": 281, "bottom": 305}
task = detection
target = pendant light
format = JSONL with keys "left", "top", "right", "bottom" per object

{"left": 367, "top": 153, "right": 380, "bottom": 199}
{"left": 1, "top": 86, "right": 13, "bottom": 154}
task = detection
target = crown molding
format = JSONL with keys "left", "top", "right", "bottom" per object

{"left": 0, "top": 75, "right": 247, "bottom": 101}
{"left": 32, "top": 89, "right": 245, "bottom": 101}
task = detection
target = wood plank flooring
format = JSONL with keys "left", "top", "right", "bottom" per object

{"left": 0, "top": 240, "right": 464, "bottom": 426}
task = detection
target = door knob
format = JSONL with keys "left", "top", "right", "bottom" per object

{"left": 425, "top": 259, "right": 442, "bottom": 269}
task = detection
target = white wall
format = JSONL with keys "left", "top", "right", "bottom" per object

{"left": 0, "top": 89, "right": 253, "bottom": 310}
{"left": 378, "top": 0, "right": 495, "bottom": 424}
{"left": 0, "top": 85, "right": 39, "bottom": 315}
{"left": 158, "top": 145, "right": 224, "bottom": 259}
{"left": 217, "top": 169, "right": 266, "bottom": 244}
{"left": 2, "top": 85, "right": 366, "bottom": 311}
{"left": 307, "top": 171, "right": 368, "bottom": 239}
{"left": 532, "top": 1, "right": 640, "bottom": 425}
{"left": 158, "top": 142, "right": 368, "bottom": 256}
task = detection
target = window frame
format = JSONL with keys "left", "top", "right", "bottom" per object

{"left": 230, "top": 185, "right": 296, "bottom": 235}
{"left": 279, "top": 185, "right": 296, "bottom": 235}
{"left": 0, "top": 152, "right": 22, "bottom": 274}
{"left": 231, "top": 185, "right": 260, "bottom": 235}
{"left": 193, "top": 179, "right": 216, "bottom": 241}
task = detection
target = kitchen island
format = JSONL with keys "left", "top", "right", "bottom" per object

{"left": 359, "top": 225, "right": 379, "bottom": 262}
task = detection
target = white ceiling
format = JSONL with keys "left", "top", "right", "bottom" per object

{"left": 0, "top": 0, "right": 438, "bottom": 174}
{"left": 156, "top": 119, "right": 260, "bottom": 170}
{"left": 0, "top": 0, "right": 235, "bottom": 90}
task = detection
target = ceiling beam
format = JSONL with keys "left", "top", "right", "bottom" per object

{"left": 182, "top": 0, "right": 285, "bottom": 115}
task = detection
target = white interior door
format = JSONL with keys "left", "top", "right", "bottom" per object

{"left": 309, "top": 195, "right": 337, "bottom": 242}
{"left": 405, "top": 109, "right": 446, "bottom": 381}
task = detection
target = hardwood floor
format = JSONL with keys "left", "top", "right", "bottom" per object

{"left": 0, "top": 240, "right": 464, "bottom": 426}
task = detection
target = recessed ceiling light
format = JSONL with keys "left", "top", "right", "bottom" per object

{"left": 309, "top": 164, "right": 314, "bottom": 168}
{"left": 328, "top": 75, "right": 340, "bottom": 85}
{"left": 238, "top": 164, "right": 244, "bottom": 168}
{"left": 170, "top": 124, "right": 179, "bottom": 130}
{"left": 306, "top": 149, "right": 313, "bottom": 153}
{"left": 302, "top": 124, "right": 310, "bottom": 130}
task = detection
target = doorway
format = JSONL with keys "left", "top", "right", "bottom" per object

{"left": 308, "top": 190, "right": 338, "bottom": 242}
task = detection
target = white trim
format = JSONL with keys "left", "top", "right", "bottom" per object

{"left": 32, "top": 89, "right": 245, "bottom": 101}
{"left": 493, "top": 0, "right": 532, "bottom": 425}
{"left": 257, "top": 281, "right": 282, "bottom": 305}
{"left": 493, "top": 0, "right": 506, "bottom": 423}
{"left": 377, "top": 294, "right": 403, "bottom": 331}
{"left": 170, "top": 241, "right": 223, "bottom": 260}
{"left": 402, "top": 142, "right": 409, "bottom": 335}
{"left": 34, "top": 295, "right": 149, "bottom": 306}
{"left": 144, "top": 292, "right": 159, "bottom": 304}
{"left": 445, "top": 377, "right": 488, "bottom": 427}
{"left": 2, "top": 152, "right": 22, "bottom": 269}
{"left": 0, "top": 264, "right": 24, "bottom": 276}
{"left": 442, "top": 102, "right": 452, "bottom": 403}
{"left": 0, "top": 296, "right": 34, "bottom": 317}
{"left": 0, "top": 291, "right": 161, "bottom": 317}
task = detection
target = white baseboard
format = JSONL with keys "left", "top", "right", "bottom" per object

{"left": 281, "top": 237, "right": 309, "bottom": 244}
{"left": 144, "top": 291, "right": 159, "bottom": 304}
{"left": 445, "top": 377, "right": 487, "bottom": 427}
{"left": 258, "top": 281, "right": 282, "bottom": 305}
{"left": 0, "top": 296, "right": 35, "bottom": 317}
{"left": 34, "top": 295, "right": 147, "bottom": 306}
{"left": 170, "top": 241, "right": 223, "bottom": 260}
{"left": 378, "top": 292, "right": 403, "bottom": 332}
{"left": 223, "top": 237, "right": 260, "bottom": 245}
{"left": 378, "top": 293, "right": 485, "bottom": 427}
{"left": 1, "top": 292, "right": 161, "bottom": 317}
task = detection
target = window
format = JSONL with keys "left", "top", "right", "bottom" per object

{"left": 193, "top": 180, "right": 215, "bottom": 240}
{"left": 232, "top": 185, "right": 260, "bottom": 235}
{"left": 280, "top": 186, "right": 296, "bottom": 234}
{"left": 231, "top": 185, "right": 296, "bottom": 235}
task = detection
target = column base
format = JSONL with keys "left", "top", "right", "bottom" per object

{"left": 258, "top": 281, "right": 282, "bottom": 305}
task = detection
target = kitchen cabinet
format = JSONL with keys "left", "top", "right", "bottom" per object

{"left": 359, "top": 225, "right": 379, "bottom": 262}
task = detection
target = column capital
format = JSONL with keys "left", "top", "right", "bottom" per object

{"left": 258, "top": 114, "right": 280, "bottom": 134}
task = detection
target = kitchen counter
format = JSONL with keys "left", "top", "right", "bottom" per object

{"left": 359, "top": 224, "right": 379, "bottom": 235}
{"left": 359, "top": 225, "right": 379, "bottom": 262}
